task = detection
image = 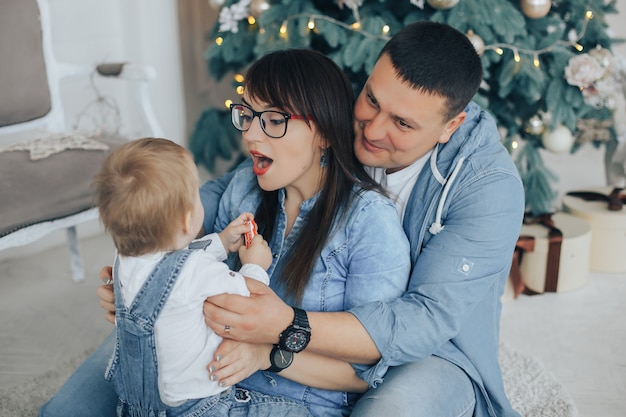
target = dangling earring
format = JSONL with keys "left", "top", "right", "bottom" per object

{"left": 320, "top": 150, "right": 328, "bottom": 168}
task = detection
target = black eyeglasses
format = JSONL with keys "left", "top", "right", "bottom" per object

{"left": 230, "top": 103, "right": 312, "bottom": 139}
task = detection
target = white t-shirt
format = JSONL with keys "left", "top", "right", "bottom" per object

{"left": 115, "top": 234, "right": 269, "bottom": 406}
{"left": 365, "top": 150, "right": 432, "bottom": 220}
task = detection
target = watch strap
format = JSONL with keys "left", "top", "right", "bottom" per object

{"left": 292, "top": 307, "right": 310, "bottom": 331}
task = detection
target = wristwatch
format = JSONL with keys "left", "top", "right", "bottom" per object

{"left": 264, "top": 345, "right": 293, "bottom": 373}
{"left": 278, "top": 307, "right": 311, "bottom": 353}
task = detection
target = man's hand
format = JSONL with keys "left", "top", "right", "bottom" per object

{"left": 97, "top": 266, "right": 115, "bottom": 324}
{"left": 204, "top": 277, "right": 292, "bottom": 344}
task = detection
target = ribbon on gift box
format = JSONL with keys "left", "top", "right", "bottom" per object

{"left": 509, "top": 213, "right": 563, "bottom": 296}
{"left": 566, "top": 187, "right": 625, "bottom": 211}
{"left": 510, "top": 235, "right": 535, "bottom": 298}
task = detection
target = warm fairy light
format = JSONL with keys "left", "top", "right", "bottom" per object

{"left": 351, "top": 22, "right": 361, "bottom": 30}
{"left": 495, "top": 48, "right": 504, "bottom": 55}
{"left": 513, "top": 49, "right": 521, "bottom": 63}
{"left": 533, "top": 54, "right": 540, "bottom": 67}
{"left": 224, "top": 99, "right": 233, "bottom": 108}
{"left": 236, "top": 86, "right": 244, "bottom": 95}
{"left": 279, "top": 21, "right": 288, "bottom": 39}
{"left": 382, "top": 24, "right": 390, "bottom": 34}
{"left": 308, "top": 18, "right": 315, "bottom": 30}
{"left": 248, "top": 16, "right": 256, "bottom": 25}
{"left": 586, "top": 10, "right": 593, "bottom": 19}
{"left": 215, "top": 36, "right": 224, "bottom": 46}
{"left": 511, "top": 140, "right": 519, "bottom": 150}
{"left": 234, "top": 73, "right": 244, "bottom": 83}
{"left": 574, "top": 43, "right": 584, "bottom": 51}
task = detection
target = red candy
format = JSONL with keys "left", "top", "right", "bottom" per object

{"left": 244, "top": 219, "right": 258, "bottom": 248}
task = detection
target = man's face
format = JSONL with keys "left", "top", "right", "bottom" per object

{"left": 353, "top": 53, "right": 466, "bottom": 173}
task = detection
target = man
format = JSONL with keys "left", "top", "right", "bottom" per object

{"left": 200, "top": 21, "right": 523, "bottom": 417}
{"left": 41, "top": 21, "right": 523, "bottom": 417}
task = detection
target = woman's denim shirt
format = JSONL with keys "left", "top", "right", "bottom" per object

{"left": 211, "top": 168, "right": 411, "bottom": 417}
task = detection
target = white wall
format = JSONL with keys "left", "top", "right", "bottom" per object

{"left": 49, "top": 0, "right": 185, "bottom": 143}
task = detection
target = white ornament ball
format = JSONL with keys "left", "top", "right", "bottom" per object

{"left": 426, "top": 0, "right": 460, "bottom": 10}
{"left": 250, "top": 0, "right": 271, "bottom": 17}
{"left": 520, "top": 0, "right": 551, "bottom": 19}
{"left": 209, "top": 0, "right": 226, "bottom": 10}
{"left": 542, "top": 124, "right": 574, "bottom": 153}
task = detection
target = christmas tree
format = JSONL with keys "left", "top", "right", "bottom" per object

{"left": 189, "top": 0, "right": 625, "bottom": 214}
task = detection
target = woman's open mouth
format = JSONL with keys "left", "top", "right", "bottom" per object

{"left": 250, "top": 150, "right": 273, "bottom": 176}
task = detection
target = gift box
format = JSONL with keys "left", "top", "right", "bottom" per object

{"left": 508, "top": 212, "right": 591, "bottom": 297}
{"left": 563, "top": 186, "right": 626, "bottom": 273}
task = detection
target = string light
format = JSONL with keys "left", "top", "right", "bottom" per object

{"left": 482, "top": 7, "right": 594, "bottom": 59}
{"left": 234, "top": 73, "right": 244, "bottom": 83}
{"left": 215, "top": 36, "right": 224, "bottom": 46}
{"left": 236, "top": 86, "right": 244, "bottom": 95}
{"left": 279, "top": 20, "right": 288, "bottom": 39}
{"left": 224, "top": 99, "right": 233, "bottom": 109}
{"left": 217, "top": 3, "right": 596, "bottom": 69}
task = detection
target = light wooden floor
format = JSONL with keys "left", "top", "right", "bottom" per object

{"left": 1, "top": 230, "right": 625, "bottom": 416}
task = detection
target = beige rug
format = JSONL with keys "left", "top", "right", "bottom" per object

{"left": 0, "top": 342, "right": 576, "bottom": 417}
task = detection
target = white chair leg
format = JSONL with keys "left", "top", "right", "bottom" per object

{"left": 66, "top": 226, "right": 85, "bottom": 282}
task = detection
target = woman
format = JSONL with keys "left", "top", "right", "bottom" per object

{"left": 39, "top": 49, "right": 410, "bottom": 417}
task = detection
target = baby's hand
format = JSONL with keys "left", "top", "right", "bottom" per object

{"left": 219, "top": 213, "right": 255, "bottom": 253}
{"left": 239, "top": 235, "right": 272, "bottom": 270}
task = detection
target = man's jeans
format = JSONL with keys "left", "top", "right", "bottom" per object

{"left": 351, "top": 355, "right": 476, "bottom": 417}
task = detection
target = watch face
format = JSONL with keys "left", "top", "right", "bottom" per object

{"left": 272, "top": 348, "right": 293, "bottom": 369}
{"left": 283, "top": 330, "right": 310, "bottom": 352}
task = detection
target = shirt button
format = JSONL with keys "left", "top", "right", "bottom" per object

{"left": 462, "top": 264, "right": 470, "bottom": 272}
{"left": 273, "top": 254, "right": 279, "bottom": 258}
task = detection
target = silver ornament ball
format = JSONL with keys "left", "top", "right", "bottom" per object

{"left": 426, "top": 0, "right": 461, "bottom": 10}
{"left": 466, "top": 30, "right": 485, "bottom": 56}
{"left": 250, "top": 0, "right": 271, "bottom": 17}
{"left": 520, "top": 0, "right": 551, "bottom": 19}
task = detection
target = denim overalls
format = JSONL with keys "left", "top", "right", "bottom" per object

{"left": 105, "top": 244, "right": 312, "bottom": 417}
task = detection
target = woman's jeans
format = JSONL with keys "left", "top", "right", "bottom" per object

{"left": 39, "top": 332, "right": 474, "bottom": 417}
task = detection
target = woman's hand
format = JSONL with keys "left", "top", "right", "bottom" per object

{"left": 204, "top": 277, "right": 292, "bottom": 344}
{"left": 97, "top": 266, "right": 115, "bottom": 324}
{"left": 207, "top": 340, "right": 272, "bottom": 387}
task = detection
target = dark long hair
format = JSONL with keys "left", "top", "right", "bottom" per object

{"left": 244, "top": 49, "right": 382, "bottom": 303}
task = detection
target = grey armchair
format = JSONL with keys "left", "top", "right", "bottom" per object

{"left": 0, "top": 0, "right": 163, "bottom": 281}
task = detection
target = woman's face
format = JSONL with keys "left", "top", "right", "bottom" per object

{"left": 241, "top": 95, "right": 325, "bottom": 201}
